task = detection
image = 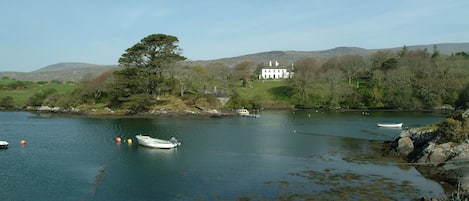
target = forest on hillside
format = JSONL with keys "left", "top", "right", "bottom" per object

{"left": 286, "top": 47, "right": 469, "bottom": 110}
{"left": 77, "top": 43, "right": 469, "bottom": 112}
{"left": 2, "top": 33, "right": 469, "bottom": 112}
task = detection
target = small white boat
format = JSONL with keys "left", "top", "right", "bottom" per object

{"left": 136, "top": 134, "right": 181, "bottom": 149}
{"left": 237, "top": 109, "right": 250, "bottom": 116}
{"left": 0, "top": 141, "right": 9, "bottom": 149}
{"left": 377, "top": 123, "right": 403, "bottom": 128}
{"left": 242, "top": 114, "right": 261, "bottom": 118}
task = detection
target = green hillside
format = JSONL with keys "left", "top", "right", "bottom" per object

{"left": 233, "top": 79, "right": 293, "bottom": 109}
{"left": 0, "top": 79, "right": 80, "bottom": 106}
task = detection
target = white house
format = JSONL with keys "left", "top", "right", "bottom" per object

{"left": 258, "top": 60, "right": 293, "bottom": 79}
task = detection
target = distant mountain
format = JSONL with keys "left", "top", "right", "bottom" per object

{"left": 33, "top": 62, "right": 112, "bottom": 72}
{"left": 184, "top": 42, "right": 469, "bottom": 67}
{"left": 1, "top": 42, "right": 468, "bottom": 81}
{"left": 0, "top": 62, "right": 117, "bottom": 82}
{"left": 183, "top": 47, "right": 373, "bottom": 67}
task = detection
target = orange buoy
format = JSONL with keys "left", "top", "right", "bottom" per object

{"left": 115, "top": 137, "right": 122, "bottom": 143}
{"left": 20, "top": 140, "right": 26, "bottom": 145}
{"left": 127, "top": 139, "right": 132, "bottom": 144}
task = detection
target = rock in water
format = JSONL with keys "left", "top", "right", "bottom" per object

{"left": 397, "top": 136, "right": 414, "bottom": 155}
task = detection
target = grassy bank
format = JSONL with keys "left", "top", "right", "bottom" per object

{"left": 1, "top": 78, "right": 295, "bottom": 110}
{"left": 0, "top": 79, "right": 80, "bottom": 106}
{"left": 234, "top": 79, "right": 294, "bottom": 108}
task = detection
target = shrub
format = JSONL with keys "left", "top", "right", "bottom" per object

{"left": 0, "top": 96, "right": 14, "bottom": 108}
{"left": 26, "top": 88, "right": 58, "bottom": 106}
{"left": 437, "top": 117, "right": 465, "bottom": 143}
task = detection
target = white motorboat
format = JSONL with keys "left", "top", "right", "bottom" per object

{"left": 236, "top": 109, "right": 250, "bottom": 116}
{"left": 136, "top": 134, "right": 181, "bottom": 149}
{"left": 0, "top": 141, "right": 9, "bottom": 149}
{"left": 377, "top": 123, "right": 403, "bottom": 128}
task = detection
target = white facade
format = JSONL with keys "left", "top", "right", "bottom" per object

{"left": 259, "top": 68, "right": 291, "bottom": 79}
{"left": 258, "top": 60, "right": 293, "bottom": 79}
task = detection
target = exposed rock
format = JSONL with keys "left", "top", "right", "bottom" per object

{"left": 385, "top": 109, "right": 469, "bottom": 199}
{"left": 416, "top": 142, "right": 454, "bottom": 165}
{"left": 399, "top": 129, "right": 437, "bottom": 148}
{"left": 184, "top": 110, "right": 197, "bottom": 114}
{"left": 397, "top": 136, "right": 414, "bottom": 155}
{"left": 37, "top": 106, "right": 61, "bottom": 112}
{"left": 207, "top": 109, "right": 219, "bottom": 114}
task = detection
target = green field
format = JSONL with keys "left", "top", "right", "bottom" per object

{"left": 0, "top": 78, "right": 293, "bottom": 109}
{"left": 234, "top": 79, "right": 293, "bottom": 108}
{"left": 0, "top": 80, "right": 80, "bottom": 105}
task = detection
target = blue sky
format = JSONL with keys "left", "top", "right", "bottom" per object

{"left": 1, "top": 0, "right": 468, "bottom": 72}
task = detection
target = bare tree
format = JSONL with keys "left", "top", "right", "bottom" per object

{"left": 321, "top": 68, "right": 344, "bottom": 107}
{"left": 205, "top": 62, "right": 231, "bottom": 90}
{"left": 232, "top": 61, "right": 256, "bottom": 87}
{"left": 291, "top": 58, "right": 322, "bottom": 105}
{"left": 82, "top": 70, "right": 114, "bottom": 103}
{"left": 369, "top": 50, "right": 395, "bottom": 69}
{"left": 338, "top": 55, "right": 365, "bottom": 88}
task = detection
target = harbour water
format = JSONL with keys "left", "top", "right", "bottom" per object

{"left": 0, "top": 110, "right": 447, "bottom": 200}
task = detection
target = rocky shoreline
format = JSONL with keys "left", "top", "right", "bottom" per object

{"left": 385, "top": 110, "right": 469, "bottom": 200}
{"left": 5, "top": 105, "right": 238, "bottom": 119}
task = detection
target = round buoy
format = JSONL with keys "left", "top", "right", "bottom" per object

{"left": 20, "top": 140, "right": 26, "bottom": 145}
{"left": 127, "top": 139, "right": 132, "bottom": 144}
{"left": 115, "top": 137, "right": 122, "bottom": 143}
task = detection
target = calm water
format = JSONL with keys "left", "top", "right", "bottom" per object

{"left": 0, "top": 110, "right": 446, "bottom": 200}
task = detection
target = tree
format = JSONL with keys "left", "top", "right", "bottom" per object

{"left": 321, "top": 68, "right": 344, "bottom": 107}
{"left": 399, "top": 45, "right": 409, "bottom": 57}
{"left": 27, "top": 88, "right": 58, "bottom": 107}
{"left": 432, "top": 44, "right": 440, "bottom": 58}
{"left": 383, "top": 68, "right": 416, "bottom": 109}
{"left": 111, "top": 67, "right": 146, "bottom": 99}
{"left": 290, "top": 57, "right": 322, "bottom": 106}
{"left": 119, "top": 34, "right": 186, "bottom": 74}
{"left": 0, "top": 96, "right": 14, "bottom": 108}
{"left": 456, "top": 84, "right": 469, "bottom": 109}
{"left": 399, "top": 49, "right": 433, "bottom": 78}
{"left": 117, "top": 33, "right": 186, "bottom": 95}
{"left": 205, "top": 62, "right": 231, "bottom": 90}
{"left": 368, "top": 69, "right": 386, "bottom": 108}
{"left": 232, "top": 61, "right": 256, "bottom": 87}
{"left": 190, "top": 66, "right": 209, "bottom": 90}
{"left": 111, "top": 34, "right": 186, "bottom": 107}
{"left": 380, "top": 58, "right": 398, "bottom": 71}
{"left": 369, "top": 50, "right": 395, "bottom": 70}
{"left": 82, "top": 70, "right": 114, "bottom": 104}
{"left": 338, "top": 55, "right": 365, "bottom": 88}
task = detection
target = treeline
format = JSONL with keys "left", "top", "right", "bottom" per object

{"left": 79, "top": 40, "right": 469, "bottom": 111}
{"left": 287, "top": 46, "right": 469, "bottom": 110}
{"left": 2, "top": 33, "right": 469, "bottom": 112}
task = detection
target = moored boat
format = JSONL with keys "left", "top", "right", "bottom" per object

{"left": 136, "top": 134, "right": 181, "bottom": 149}
{"left": 236, "top": 109, "right": 250, "bottom": 116}
{"left": 242, "top": 114, "right": 261, "bottom": 118}
{"left": 377, "top": 123, "right": 403, "bottom": 128}
{"left": 0, "top": 141, "right": 9, "bottom": 149}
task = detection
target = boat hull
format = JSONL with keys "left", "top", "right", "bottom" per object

{"left": 377, "top": 123, "right": 403, "bottom": 128}
{"left": 0, "top": 141, "right": 9, "bottom": 149}
{"left": 136, "top": 135, "right": 181, "bottom": 149}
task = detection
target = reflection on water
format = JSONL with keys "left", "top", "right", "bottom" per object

{"left": 0, "top": 110, "right": 446, "bottom": 200}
